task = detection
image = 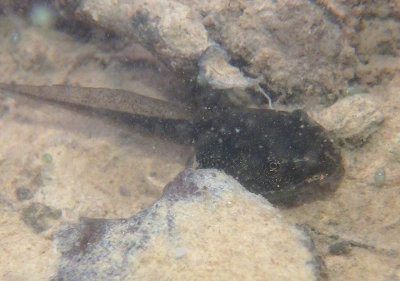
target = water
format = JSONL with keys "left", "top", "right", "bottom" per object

{"left": 0, "top": 2, "right": 399, "bottom": 280}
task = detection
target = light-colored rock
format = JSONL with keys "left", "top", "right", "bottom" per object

{"left": 53, "top": 169, "right": 324, "bottom": 281}
{"left": 203, "top": 0, "right": 348, "bottom": 104}
{"left": 0, "top": 206, "right": 59, "bottom": 281}
{"left": 312, "top": 94, "right": 384, "bottom": 146}
{"left": 51, "top": 0, "right": 349, "bottom": 104}
{"left": 4, "top": 0, "right": 400, "bottom": 105}
{"left": 198, "top": 45, "right": 254, "bottom": 91}
{"left": 80, "top": 0, "right": 209, "bottom": 73}
{"left": 197, "top": 45, "right": 273, "bottom": 106}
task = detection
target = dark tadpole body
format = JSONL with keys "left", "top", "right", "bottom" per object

{"left": 0, "top": 83, "right": 343, "bottom": 204}
{"left": 194, "top": 107, "right": 342, "bottom": 203}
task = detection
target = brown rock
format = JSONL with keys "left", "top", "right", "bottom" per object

{"left": 52, "top": 0, "right": 350, "bottom": 104}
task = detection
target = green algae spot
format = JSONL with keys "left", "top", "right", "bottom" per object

{"left": 374, "top": 167, "right": 386, "bottom": 187}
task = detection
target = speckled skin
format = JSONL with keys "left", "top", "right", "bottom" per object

{"left": 195, "top": 107, "right": 343, "bottom": 204}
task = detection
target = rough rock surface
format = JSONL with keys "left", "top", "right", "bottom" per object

{"left": 82, "top": 0, "right": 348, "bottom": 103}
{"left": 3, "top": 0, "right": 400, "bottom": 105}
{"left": 315, "top": 0, "right": 400, "bottom": 86}
{"left": 57, "top": 0, "right": 400, "bottom": 105}
{"left": 311, "top": 94, "right": 384, "bottom": 146}
{"left": 53, "top": 169, "right": 324, "bottom": 281}
{"left": 12, "top": 0, "right": 349, "bottom": 105}
{"left": 200, "top": 0, "right": 348, "bottom": 104}
{"left": 77, "top": 0, "right": 210, "bottom": 75}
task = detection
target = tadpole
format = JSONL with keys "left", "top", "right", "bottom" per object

{"left": 0, "top": 83, "right": 343, "bottom": 204}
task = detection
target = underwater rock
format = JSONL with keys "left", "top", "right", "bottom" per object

{"left": 373, "top": 167, "right": 386, "bottom": 187}
{"left": 77, "top": 0, "right": 209, "bottom": 74}
{"left": 197, "top": 45, "right": 273, "bottom": 107}
{"left": 328, "top": 241, "right": 353, "bottom": 256}
{"left": 312, "top": 94, "right": 384, "bottom": 146}
{"left": 51, "top": 0, "right": 350, "bottom": 104}
{"left": 16, "top": 186, "right": 33, "bottom": 201}
{"left": 52, "top": 169, "right": 324, "bottom": 281}
{"left": 204, "top": 0, "right": 349, "bottom": 104}
{"left": 198, "top": 45, "right": 253, "bottom": 91}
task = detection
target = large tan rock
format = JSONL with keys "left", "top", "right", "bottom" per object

{"left": 53, "top": 169, "right": 324, "bottom": 281}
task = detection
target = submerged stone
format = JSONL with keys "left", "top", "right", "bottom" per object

{"left": 52, "top": 169, "right": 325, "bottom": 281}
{"left": 312, "top": 94, "right": 384, "bottom": 146}
{"left": 16, "top": 186, "right": 33, "bottom": 201}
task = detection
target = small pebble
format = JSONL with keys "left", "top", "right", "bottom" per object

{"left": 53, "top": 169, "right": 323, "bottom": 280}
{"left": 10, "top": 32, "right": 21, "bottom": 44}
{"left": 328, "top": 241, "right": 352, "bottom": 256}
{"left": 16, "top": 186, "right": 33, "bottom": 201}
{"left": 119, "top": 185, "right": 132, "bottom": 197}
{"left": 21, "top": 202, "right": 62, "bottom": 233}
{"left": 42, "top": 153, "right": 53, "bottom": 164}
{"left": 373, "top": 167, "right": 386, "bottom": 187}
{"left": 174, "top": 247, "right": 186, "bottom": 259}
{"left": 344, "top": 85, "right": 359, "bottom": 96}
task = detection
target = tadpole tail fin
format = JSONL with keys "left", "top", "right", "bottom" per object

{"left": 0, "top": 83, "right": 192, "bottom": 121}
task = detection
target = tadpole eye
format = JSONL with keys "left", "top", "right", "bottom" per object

{"left": 268, "top": 161, "right": 280, "bottom": 172}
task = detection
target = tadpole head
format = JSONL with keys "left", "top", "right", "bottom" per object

{"left": 195, "top": 108, "right": 343, "bottom": 205}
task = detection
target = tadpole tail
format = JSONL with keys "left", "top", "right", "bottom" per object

{"left": 0, "top": 83, "right": 192, "bottom": 122}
